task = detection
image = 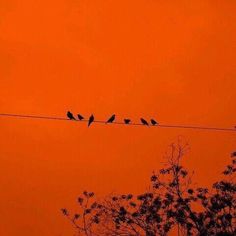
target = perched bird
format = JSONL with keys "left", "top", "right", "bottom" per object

{"left": 124, "top": 119, "right": 131, "bottom": 124}
{"left": 140, "top": 118, "right": 149, "bottom": 126}
{"left": 67, "top": 111, "right": 76, "bottom": 120}
{"left": 77, "top": 114, "right": 84, "bottom": 120}
{"left": 106, "top": 114, "right": 116, "bottom": 124}
{"left": 88, "top": 114, "right": 94, "bottom": 127}
{"left": 150, "top": 119, "right": 158, "bottom": 126}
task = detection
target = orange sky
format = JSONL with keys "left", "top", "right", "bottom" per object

{"left": 0, "top": 0, "right": 236, "bottom": 235}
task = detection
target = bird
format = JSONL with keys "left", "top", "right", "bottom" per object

{"left": 67, "top": 111, "right": 76, "bottom": 120}
{"left": 77, "top": 114, "right": 84, "bottom": 120}
{"left": 106, "top": 114, "right": 116, "bottom": 124}
{"left": 140, "top": 118, "right": 149, "bottom": 126}
{"left": 124, "top": 119, "right": 131, "bottom": 124}
{"left": 150, "top": 119, "right": 158, "bottom": 126}
{"left": 88, "top": 114, "right": 94, "bottom": 127}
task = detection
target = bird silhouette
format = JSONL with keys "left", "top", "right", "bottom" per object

{"left": 77, "top": 114, "right": 84, "bottom": 120}
{"left": 124, "top": 119, "right": 131, "bottom": 124}
{"left": 150, "top": 119, "right": 158, "bottom": 126}
{"left": 106, "top": 114, "right": 116, "bottom": 124}
{"left": 88, "top": 114, "right": 94, "bottom": 127}
{"left": 140, "top": 118, "right": 149, "bottom": 126}
{"left": 67, "top": 111, "right": 76, "bottom": 120}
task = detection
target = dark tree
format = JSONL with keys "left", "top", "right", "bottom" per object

{"left": 62, "top": 142, "right": 236, "bottom": 236}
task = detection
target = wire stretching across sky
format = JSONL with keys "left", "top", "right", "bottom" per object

{"left": 0, "top": 113, "right": 235, "bottom": 132}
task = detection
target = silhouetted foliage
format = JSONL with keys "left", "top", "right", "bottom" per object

{"left": 62, "top": 143, "right": 236, "bottom": 235}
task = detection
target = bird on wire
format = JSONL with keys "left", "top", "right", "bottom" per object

{"left": 150, "top": 119, "right": 158, "bottom": 126}
{"left": 106, "top": 114, "right": 116, "bottom": 124}
{"left": 77, "top": 114, "right": 84, "bottom": 121}
{"left": 88, "top": 114, "right": 94, "bottom": 127}
{"left": 140, "top": 118, "right": 149, "bottom": 126}
{"left": 67, "top": 111, "right": 76, "bottom": 120}
{"left": 124, "top": 119, "right": 131, "bottom": 124}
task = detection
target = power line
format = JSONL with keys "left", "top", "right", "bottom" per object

{"left": 0, "top": 113, "right": 235, "bottom": 132}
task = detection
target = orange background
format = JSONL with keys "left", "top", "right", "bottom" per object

{"left": 0, "top": 0, "right": 236, "bottom": 235}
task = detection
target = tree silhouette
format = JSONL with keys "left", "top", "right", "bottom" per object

{"left": 62, "top": 142, "right": 236, "bottom": 235}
